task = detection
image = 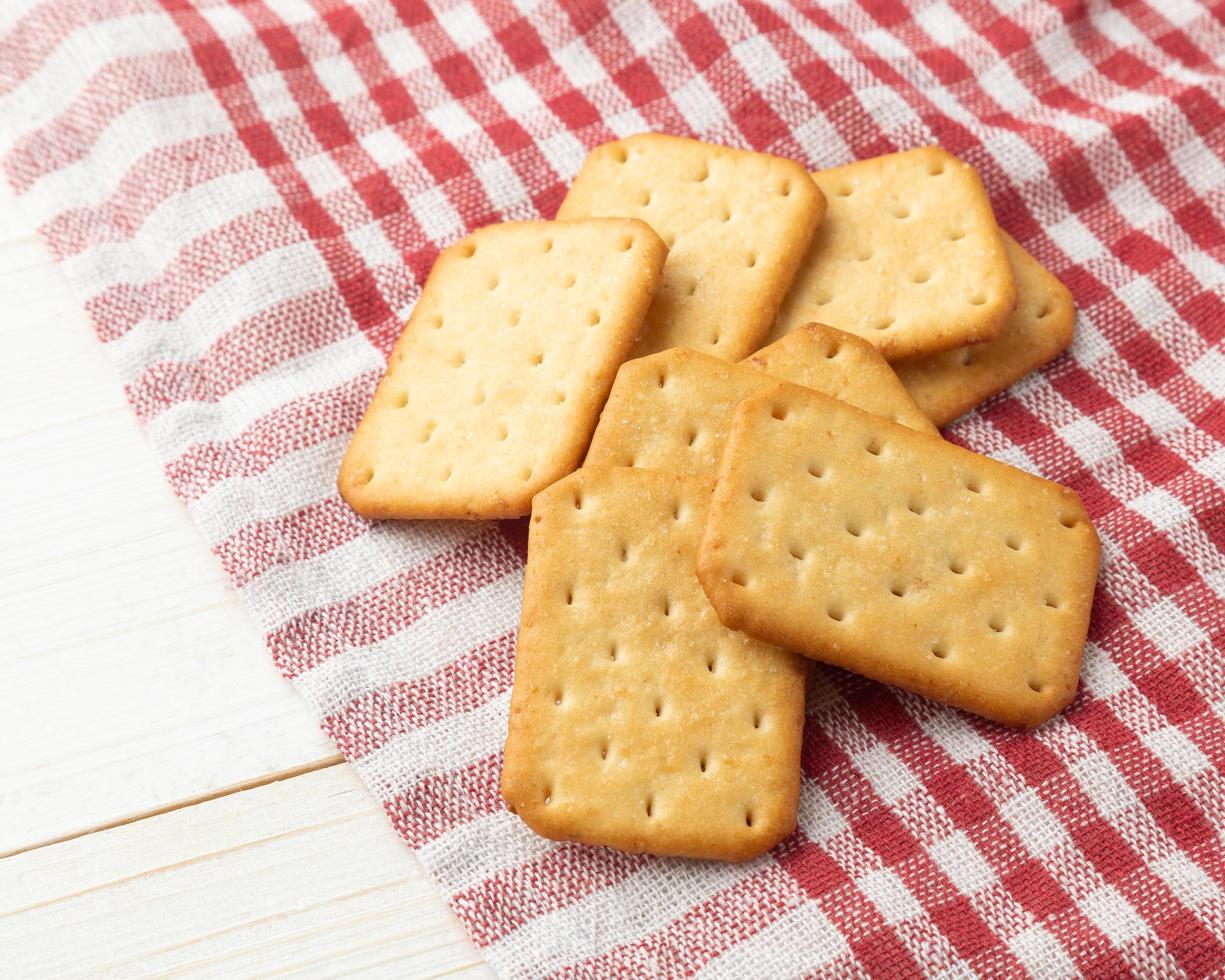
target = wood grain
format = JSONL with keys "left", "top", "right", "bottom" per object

{"left": 1, "top": 765, "right": 493, "bottom": 978}
{"left": 0, "top": 181, "right": 488, "bottom": 974}
{"left": 0, "top": 192, "right": 339, "bottom": 853}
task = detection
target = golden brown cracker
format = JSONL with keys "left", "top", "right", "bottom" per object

{"left": 770, "top": 147, "right": 1016, "bottom": 360}
{"left": 697, "top": 385, "right": 1099, "bottom": 729}
{"left": 557, "top": 133, "right": 825, "bottom": 361}
{"left": 338, "top": 219, "right": 665, "bottom": 519}
{"left": 586, "top": 335, "right": 937, "bottom": 478}
{"left": 502, "top": 466, "right": 807, "bottom": 860}
{"left": 584, "top": 350, "right": 778, "bottom": 476}
{"left": 744, "top": 324, "right": 938, "bottom": 436}
{"left": 892, "top": 233, "right": 1076, "bottom": 427}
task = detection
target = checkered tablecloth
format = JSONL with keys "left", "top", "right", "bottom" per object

{"left": 3, "top": 0, "right": 1224, "bottom": 975}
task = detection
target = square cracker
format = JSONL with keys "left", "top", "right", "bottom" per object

{"left": 769, "top": 147, "right": 1016, "bottom": 360}
{"left": 586, "top": 331, "right": 936, "bottom": 477}
{"left": 743, "top": 323, "right": 938, "bottom": 436}
{"left": 338, "top": 219, "right": 665, "bottom": 520}
{"left": 697, "top": 385, "right": 1099, "bottom": 729}
{"left": 501, "top": 466, "right": 807, "bottom": 861}
{"left": 556, "top": 133, "right": 826, "bottom": 361}
{"left": 584, "top": 350, "right": 779, "bottom": 476}
{"left": 892, "top": 232, "right": 1076, "bottom": 427}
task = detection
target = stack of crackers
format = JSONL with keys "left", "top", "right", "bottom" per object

{"left": 339, "top": 135, "right": 1100, "bottom": 862}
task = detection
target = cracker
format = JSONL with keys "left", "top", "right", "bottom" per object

{"left": 584, "top": 350, "right": 778, "bottom": 476}
{"left": 892, "top": 232, "right": 1076, "bottom": 427}
{"left": 501, "top": 466, "right": 807, "bottom": 861}
{"left": 338, "top": 219, "right": 666, "bottom": 520}
{"left": 696, "top": 385, "right": 1099, "bottom": 729}
{"left": 743, "top": 324, "right": 938, "bottom": 436}
{"left": 556, "top": 133, "right": 826, "bottom": 361}
{"left": 769, "top": 147, "right": 1016, "bottom": 360}
{"left": 586, "top": 333, "right": 937, "bottom": 477}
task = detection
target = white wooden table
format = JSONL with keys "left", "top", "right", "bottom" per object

{"left": 0, "top": 181, "right": 494, "bottom": 978}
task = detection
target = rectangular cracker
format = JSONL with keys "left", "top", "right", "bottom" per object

{"left": 743, "top": 323, "right": 938, "bottom": 436}
{"left": 338, "top": 219, "right": 665, "bottom": 520}
{"left": 586, "top": 331, "right": 936, "bottom": 477}
{"left": 697, "top": 385, "right": 1100, "bottom": 729}
{"left": 584, "top": 350, "right": 778, "bottom": 476}
{"left": 892, "top": 232, "right": 1076, "bottom": 427}
{"left": 770, "top": 147, "right": 1017, "bottom": 360}
{"left": 557, "top": 133, "right": 826, "bottom": 361}
{"left": 501, "top": 466, "right": 807, "bottom": 861}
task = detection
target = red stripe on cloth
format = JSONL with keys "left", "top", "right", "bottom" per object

{"left": 267, "top": 525, "right": 521, "bottom": 678}
{"left": 241, "top": 2, "right": 412, "bottom": 225}
{"left": 455, "top": 843, "right": 649, "bottom": 949}
{"left": 160, "top": 0, "right": 394, "bottom": 336}
{"left": 380, "top": 7, "right": 502, "bottom": 230}
{"left": 776, "top": 832, "right": 924, "bottom": 978}
{"left": 125, "top": 288, "right": 359, "bottom": 423}
{"left": 793, "top": 725, "right": 935, "bottom": 965}
{"left": 552, "top": 864, "right": 803, "bottom": 979}
{"left": 7, "top": 50, "right": 207, "bottom": 193}
{"left": 384, "top": 751, "right": 504, "bottom": 849}
{"left": 994, "top": 730, "right": 1219, "bottom": 970}
{"left": 732, "top": 6, "right": 859, "bottom": 161}
{"left": 797, "top": 704, "right": 1001, "bottom": 969}
{"left": 214, "top": 495, "right": 370, "bottom": 589}
{"left": 559, "top": 0, "right": 685, "bottom": 134}
{"left": 323, "top": 630, "right": 516, "bottom": 758}
{"left": 497, "top": 517, "right": 529, "bottom": 564}
{"left": 468, "top": 9, "right": 579, "bottom": 217}
{"left": 986, "top": 393, "right": 1178, "bottom": 534}
{"left": 163, "top": 371, "right": 377, "bottom": 502}
{"left": 837, "top": 694, "right": 1042, "bottom": 971}
{"left": 1075, "top": 698, "right": 1225, "bottom": 880}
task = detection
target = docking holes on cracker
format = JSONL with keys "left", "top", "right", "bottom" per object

{"left": 893, "top": 232, "right": 1076, "bottom": 427}
{"left": 697, "top": 385, "right": 1099, "bottom": 729}
{"left": 586, "top": 330, "right": 936, "bottom": 478}
{"left": 502, "top": 466, "right": 807, "bottom": 861}
{"left": 338, "top": 219, "right": 665, "bottom": 520}
{"left": 743, "top": 323, "right": 938, "bottom": 436}
{"left": 771, "top": 147, "right": 1016, "bottom": 360}
{"left": 558, "top": 133, "right": 826, "bottom": 361}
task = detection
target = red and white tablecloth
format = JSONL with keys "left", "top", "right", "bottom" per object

{"left": 3, "top": 0, "right": 1224, "bottom": 975}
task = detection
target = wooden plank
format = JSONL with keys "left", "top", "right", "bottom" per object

{"left": 0, "top": 182, "right": 156, "bottom": 442}
{"left": 0, "top": 181, "right": 339, "bottom": 853}
{"left": 0, "top": 764, "right": 490, "bottom": 978}
{"left": 0, "top": 179, "right": 490, "bottom": 976}
{"left": 0, "top": 240, "right": 122, "bottom": 441}
{"left": 0, "top": 185, "right": 39, "bottom": 245}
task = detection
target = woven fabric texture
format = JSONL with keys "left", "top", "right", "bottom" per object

{"left": 3, "top": 0, "right": 1224, "bottom": 975}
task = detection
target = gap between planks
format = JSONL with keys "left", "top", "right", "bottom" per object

{"left": 0, "top": 754, "right": 346, "bottom": 860}
{"left": 1, "top": 762, "right": 492, "bottom": 978}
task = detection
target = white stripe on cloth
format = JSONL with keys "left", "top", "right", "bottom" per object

{"left": 474, "top": 848, "right": 790, "bottom": 979}
{"left": 354, "top": 690, "right": 512, "bottom": 798}
{"left": 291, "top": 571, "right": 522, "bottom": 720}
{"left": 238, "top": 514, "right": 489, "bottom": 634}
{"left": 104, "top": 242, "right": 337, "bottom": 373}
{"left": 143, "top": 333, "right": 381, "bottom": 450}
{"left": 0, "top": 12, "right": 184, "bottom": 154}
{"left": 18, "top": 90, "right": 234, "bottom": 213}
{"left": 414, "top": 809, "right": 561, "bottom": 898}
{"left": 694, "top": 898, "right": 854, "bottom": 980}
{"left": 57, "top": 168, "right": 286, "bottom": 282}
{"left": 185, "top": 435, "right": 353, "bottom": 543}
